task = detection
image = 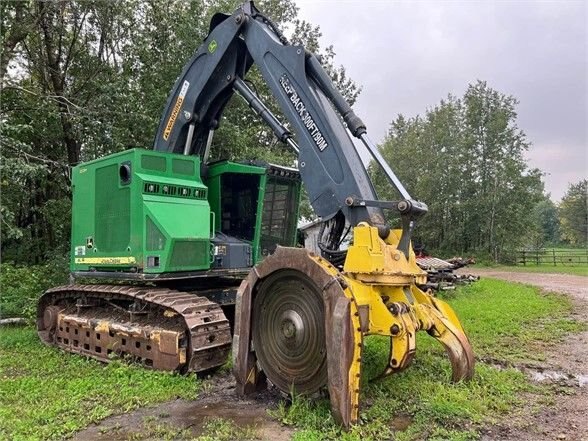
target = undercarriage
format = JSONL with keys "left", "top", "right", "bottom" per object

{"left": 38, "top": 284, "right": 233, "bottom": 373}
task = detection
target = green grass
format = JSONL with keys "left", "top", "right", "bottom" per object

{"left": 0, "top": 279, "right": 584, "bottom": 441}
{"left": 480, "top": 264, "right": 588, "bottom": 276}
{"left": 0, "top": 328, "right": 200, "bottom": 441}
{"left": 192, "top": 418, "right": 259, "bottom": 441}
{"left": 448, "top": 280, "right": 585, "bottom": 363}
{"left": 271, "top": 278, "right": 585, "bottom": 441}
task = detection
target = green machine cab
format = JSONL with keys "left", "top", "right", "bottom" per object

{"left": 70, "top": 148, "right": 301, "bottom": 279}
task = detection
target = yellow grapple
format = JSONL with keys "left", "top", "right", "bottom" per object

{"left": 233, "top": 223, "right": 474, "bottom": 428}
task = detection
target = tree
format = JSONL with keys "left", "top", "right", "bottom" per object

{"left": 0, "top": 1, "right": 37, "bottom": 82}
{"left": 559, "top": 179, "right": 588, "bottom": 246}
{"left": 372, "top": 81, "right": 544, "bottom": 257}
{"left": 535, "top": 198, "right": 560, "bottom": 244}
{"left": 527, "top": 197, "right": 560, "bottom": 248}
{"left": 0, "top": 0, "right": 360, "bottom": 264}
{"left": 2, "top": 0, "right": 134, "bottom": 261}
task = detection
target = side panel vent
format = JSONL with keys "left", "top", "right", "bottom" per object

{"left": 141, "top": 155, "right": 167, "bottom": 172}
{"left": 169, "top": 240, "right": 209, "bottom": 269}
{"left": 143, "top": 182, "right": 207, "bottom": 200}
{"left": 144, "top": 183, "right": 160, "bottom": 193}
{"left": 162, "top": 185, "right": 177, "bottom": 196}
{"left": 146, "top": 216, "right": 166, "bottom": 251}
{"left": 172, "top": 158, "right": 195, "bottom": 175}
{"left": 194, "top": 189, "right": 207, "bottom": 199}
{"left": 95, "top": 165, "right": 130, "bottom": 252}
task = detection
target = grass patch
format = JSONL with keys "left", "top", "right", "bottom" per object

{"left": 274, "top": 347, "right": 529, "bottom": 441}
{"left": 479, "top": 264, "right": 588, "bottom": 276}
{"left": 193, "top": 417, "right": 259, "bottom": 441}
{"left": 448, "top": 279, "right": 585, "bottom": 363}
{"left": 272, "top": 278, "right": 584, "bottom": 440}
{"left": 0, "top": 327, "right": 199, "bottom": 441}
{"left": 0, "top": 279, "right": 583, "bottom": 441}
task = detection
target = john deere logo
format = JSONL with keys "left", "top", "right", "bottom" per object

{"left": 208, "top": 40, "right": 218, "bottom": 53}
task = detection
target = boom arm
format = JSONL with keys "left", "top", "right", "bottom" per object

{"left": 153, "top": 1, "right": 427, "bottom": 254}
{"left": 152, "top": 3, "right": 474, "bottom": 429}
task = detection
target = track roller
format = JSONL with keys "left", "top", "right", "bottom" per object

{"left": 38, "top": 285, "right": 232, "bottom": 373}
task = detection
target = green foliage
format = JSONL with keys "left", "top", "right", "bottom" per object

{"left": 1, "top": 0, "right": 360, "bottom": 265}
{"left": 0, "top": 260, "right": 68, "bottom": 319}
{"left": 271, "top": 278, "right": 582, "bottom": 440}
{"left": 558, "top": 179, "right": 588, "bottom": 246}
{"left": 528, "top": 197, "right": 560, "bottom": 248}
{"left": 0, "top": 327, "right": 199, "bottom": 441}
{"left": 373, "top": 81, "right": 544, "bottom": 257}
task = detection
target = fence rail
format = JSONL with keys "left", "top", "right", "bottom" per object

{"left": 516, "top": 249, "right": 588, "bottom": 266}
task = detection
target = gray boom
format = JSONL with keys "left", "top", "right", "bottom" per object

{"left": 153, "top": 1, "right": 427, "bottom": 253}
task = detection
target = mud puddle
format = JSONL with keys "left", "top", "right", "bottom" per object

{"left": 488, "top": 360, "right": 588, "bottom": 388}
{"left": 390, "top": 413, "right": 413, "bottom": 431}
{"left": 73, "top": 375, "right": 293, "bottom": 441}
{"left": 530, "top": 370, "right": 588, "bottom": 387}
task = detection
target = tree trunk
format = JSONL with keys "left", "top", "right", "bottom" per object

{"left": 38, "top": 1, "right": 80, "bottom": 166}
{"left": 0, "top": 3, "right": 35, "bottom": 83}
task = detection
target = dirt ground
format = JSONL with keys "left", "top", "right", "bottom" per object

{"left": 461, "top": 269, "right": 588, "bottom": 302}
{"left": 73, "top": 374, "right": 294, "bottom": 441}
{"left": 462, "top": 269, "right": 588, "bottom": 441}
{"left": 74, "top": 269, "right": 588, "bottom": 441}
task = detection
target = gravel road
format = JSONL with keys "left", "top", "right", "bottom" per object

{"left": 466, "top": 268, "right": 588, "bottom": 441}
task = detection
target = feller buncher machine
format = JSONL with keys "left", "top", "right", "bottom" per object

{"left": 38, "top": 1, "right": 474, "bottom": 427}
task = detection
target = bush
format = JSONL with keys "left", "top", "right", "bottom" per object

{"left": 0, "top": 257, "right": 69, "bottom": 319}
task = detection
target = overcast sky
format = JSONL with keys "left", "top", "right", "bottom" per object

{"left": 296, "top": 0, "right": 587, "bottom": 201}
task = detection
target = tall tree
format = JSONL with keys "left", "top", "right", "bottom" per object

{"left": 530, "top": 198, "right": 560, "bottom": 247}
{"left": 372, "top": 81, "right": 544, "bottom": 256}
{"left": 559, "top": 179, "right": 588, "bottom": 246}
{"left": 0, "top": 0, "right": 360, "bottom": 263}
{"left": 0, "top": 1, "right": 37, "bottom": 82}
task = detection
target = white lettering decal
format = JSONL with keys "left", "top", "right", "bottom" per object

{"left": 279, "top": 75, "right": 328, "bottom": 151}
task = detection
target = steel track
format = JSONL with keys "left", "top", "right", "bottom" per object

{"left": 37, "top": 284, "right": 232, "bottom": 372}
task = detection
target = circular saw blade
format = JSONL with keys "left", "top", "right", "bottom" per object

{"left": 252, "top": 269, "right": 328, "bottom": 395}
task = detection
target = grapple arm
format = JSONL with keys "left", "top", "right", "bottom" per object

{"left": 234, "top": 225, "right": 475, "bottom": 428}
